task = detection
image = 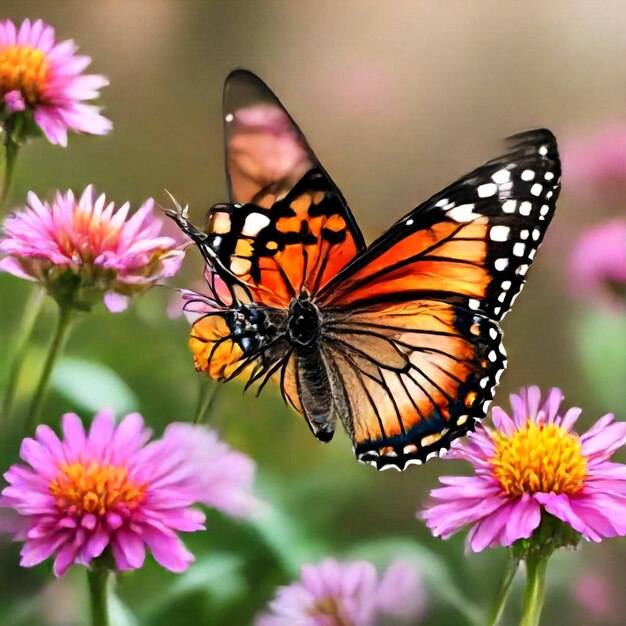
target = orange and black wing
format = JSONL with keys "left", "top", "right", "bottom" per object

{"left": 206, "top": 169, "right": 364, "bottom": 307}
{"left": 314, "top": 129, "right": 560, "bottom": 470}
{"left": 196, "top": 71, "right": 366, "bottom": 308}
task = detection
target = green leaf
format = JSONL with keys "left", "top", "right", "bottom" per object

{"left": 51, "top": 357, "right": 139, "bottom": 414}
{"left": 140, "top": 553, "right": 246, "bottom": 618}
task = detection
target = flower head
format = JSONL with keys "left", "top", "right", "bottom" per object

{"left": 0, "top": 18, "right": 111, "bottom": 146}
{"left": 422, "top": 387, "right": 626, "bottom": 552}
{"left": 1, "top": 410, "right": 259, "bottom": 576}
{"left": 0, "top": 186, "right": 185, "bottom": 312}
{"left": 256, "top": 558, "right": 425, "bottom": 626}
{"left": 570, "top": 219, "right": 626, "bottom": 310}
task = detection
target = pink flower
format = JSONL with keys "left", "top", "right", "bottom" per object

{"left": 562, "top": 124, "right": 626, "bottom": 198}
{"left": 421, "top": 387, "right": 626, "bottom": 552}
{"left": 570, "top": 219, "right": 626, "bottom": 310}
{"left": 0, "top": 18, "right": 111, "bottom": 146}
{"left": 1, "top": 410, "right": 260, "bottom": 576}
{"left": 0, "top": 186, "right": 185, "bottom": 312}
{"left": 256, "top": 558, "right": 425, "bottom": 626}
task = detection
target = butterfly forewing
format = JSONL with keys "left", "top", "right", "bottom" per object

{"left": 204, "top": 71, "right": 366, "bottom": 308}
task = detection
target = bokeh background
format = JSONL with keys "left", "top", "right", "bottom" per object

{"left": 1, "top": 1, "right": 625, "bottom": 625}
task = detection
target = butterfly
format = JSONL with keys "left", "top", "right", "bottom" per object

{"left": 167, "top": 69, "right": 561, "bottom": 471}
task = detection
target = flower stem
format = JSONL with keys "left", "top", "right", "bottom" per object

{"left": 520, "top": 553, "right": 549, "bottom": 626}
{"left": 87, "top": 568, "right": 110, "bottom": 626}
{"left": 485, "top": 550, "right": 519, "bottom": 626}
{"left": 1, "top": 138, "right": 19, "bottom": 210}
{"left": 25, "top": 304, "right": 75, "bottom": 434}
{"left": 2, "top": 287, "right": 45, "bottom": 422}
{"left": 193, "top": 380, "right": 221, "bottom": 424}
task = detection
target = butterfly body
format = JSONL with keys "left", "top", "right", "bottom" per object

{"left": 170, "top": 70, "right": 561, "bottom": 470}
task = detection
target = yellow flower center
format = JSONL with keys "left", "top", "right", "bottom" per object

{"left": 491, "top": 420, "right": 587, "bottom": 497}
{"left": 50, "top": 462, "right": 146, "bottom": 516}
{"left": 0, "top": 45, "right": 49, "bottom": 103}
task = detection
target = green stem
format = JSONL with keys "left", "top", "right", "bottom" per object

{"left": 25, "top": 304, "right": 75, "bottom": 434}
{"left": 1, "top": 138, "right": 19, "bottom": 209}
{"left": 193, "top": 380, "right": 221, "bottom": 424}
{"left": 520, "top": 553, "right": 549, "bottom": 626}
{"left": 2, "top": 287, "right": 45, "bottom": 421}
{"left": 87, "top": 568, "right": 110, "bottom": 626}
{"left": 485, "top": 550, "right": 519, "bottom": 626}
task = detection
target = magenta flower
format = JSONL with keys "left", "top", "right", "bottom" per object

{"left": 0, "top": 186, "right": 185, "bottom": 312}
{"left": 1, "top": 410, "right": 260, "bottom": 576}
{"left": 562, "top": 124, "right": 626, "bottom": 197}
{"left": 256, "top": 558, "right": 425, "bottom": 626}
{"left": 570, "top": 219, "right": 626, "bottom": 310}
{"left": 0, "top": 18, "right": 111, "bottom": 146}
{"left": 422, "top": 387, "right": 626, "bottom": 552}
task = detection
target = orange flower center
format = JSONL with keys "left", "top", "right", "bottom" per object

{"left": 491, "top": 420, "right": 587, "bottom": 497}
{"left": 0, "top": 45, "right": 50, "bottom": 103}
{"left": 50, "top": 462, "right": 146, "bottom": 516}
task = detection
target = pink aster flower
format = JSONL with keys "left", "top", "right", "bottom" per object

{"left": 256, "top": 558, "right": 425, "bottom": 626}
{"left": 0, "top": 186, "right": 185, "bottom": 312}
{"left": 1, "top": 410, "right": 260, "bottom": 576}
{"left": 570, "top": 219, "right": 626, "bottom": 310}
{"left": 0, "top": 18, "right": 111, "bottom": 146}
{"left": 422, "top": 387, "right": 626, "bottom": 552}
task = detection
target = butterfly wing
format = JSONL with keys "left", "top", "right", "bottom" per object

{"left": 313, "top": 129, "right": 561, "bottom": 469}
{"left": 203, "top": 70, "right": 366, "bottom": 307}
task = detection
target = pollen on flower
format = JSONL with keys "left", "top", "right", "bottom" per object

{"left": 0, "top": 45, "right": 49, "bottom": 103}
{"left": 50, "top": 462, "right": 146, "bottom": 516}
{"left": 491, "top": 420, "right": 587, "bottom": 497}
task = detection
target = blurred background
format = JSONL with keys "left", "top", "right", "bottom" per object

{"left": 1, "top": 1, "right": 625, "bottom": 625}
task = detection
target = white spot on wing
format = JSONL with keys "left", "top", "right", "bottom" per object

{"left": 449, "top": 204, "right": 478, "bottom": 223}
{"left": 521, "top": 169, "right": 535, "bottom": 181}
{"left": 492, "top": 169, "right": 511, "bottom": 184}
{"left": 490, "top": 225, "right": 510, "bottom": 241}
{"left": 478, "top": 183, "right": 497, "bottom": 198}
{"left": 242, "top": 212, "right": 271, "bottom": 237}
{"left": 519, "top": 201, "right": 532, "bottom": 216}
{"left": 495, "top": 258, "right": 509, "bottom": 271}
{"left": 531, "top": 183, "right": 543, "bottom": 196}
{"left": 468, "top": 298, "right": 480, "bottom": 310}
{"left": 502, "top": 200, "right": 516, "bottom": 213}
{"left": 513, "top": 242, "right": 526, "bottom": 257}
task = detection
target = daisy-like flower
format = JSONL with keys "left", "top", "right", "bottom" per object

{"left": 570, "top": 219, "right": 626, "bottom": 310}
{"left": 0, "top": 186, "right": 185, "bottom": 312}
{"left": 256, "top": 558, "right": 425, "bottom": 626}
{"left": 422, "top": 387, "right": 626, "bottom": 551}
{"left": 0, "top": 18, "right": 111, "bottom": 146}
{"left": 1, "top": 410, "right": 259, "bottom": 576}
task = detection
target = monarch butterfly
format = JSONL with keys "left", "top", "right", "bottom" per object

{"left": 167, "top": 70, "right": 561, "bottom": 471}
